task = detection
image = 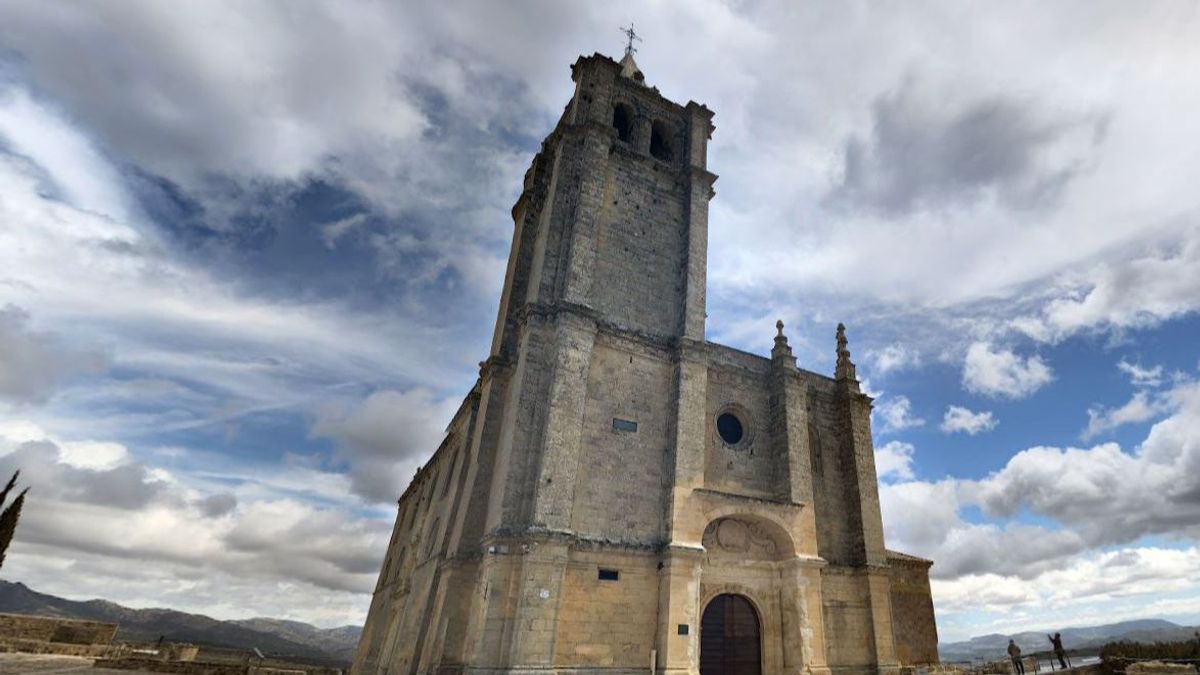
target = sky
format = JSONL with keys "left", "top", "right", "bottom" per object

{"left": 0, "top": 0, "right": 1198, "bottom": 644}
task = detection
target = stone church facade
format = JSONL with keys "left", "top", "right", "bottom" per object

{"left": 351, "top": 51, "right": 938, "bottom": 675}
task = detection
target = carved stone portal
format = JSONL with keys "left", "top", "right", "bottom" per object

{"left": 702, "top": 517, "right": 779, "bottom": 559}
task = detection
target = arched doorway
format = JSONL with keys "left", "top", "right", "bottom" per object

{"left": 700, "top": 594, "right": 761, "bottom": 675}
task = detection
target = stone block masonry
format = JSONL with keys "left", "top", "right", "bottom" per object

{"left": 351, "top": 50, "right": 938, "bottom": 675}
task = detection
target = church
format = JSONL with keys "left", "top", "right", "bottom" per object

{"left": 351, "top": 47, "right": 939, "bottom": 675}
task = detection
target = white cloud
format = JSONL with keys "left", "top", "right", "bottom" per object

{"left": 1118, "top": 360, "right": 1164, "bottom": 388}
{"left": 312, "top": 389, "right": 459, "bottom": 503}
{"left": 940, "top": 405, "right": 998, "bottom": 435}
{"left": 1005, "top": 226, "right": 1200, "bottom": 346}
{"left": 930, "top": 546, "right": 1200, "bottom": 642}
{"left": 0, "top": 421, "right": 390, "bottom": 624}
{"left": 1033, "top": 231, "right": 1200, "bottom": 341}
{"left": 1083, "top": 390, "right": 1167, "bottom": 440}
{"left": 874, "top": 395, "right": 926, "bottom": 433}
{"left": 962, "top": 342, "right": 1054, "bottom": 399}
{"left": 875, "top": 440, "right": 916, "bottom": 481}
{"left": 879, "top": 375, "right": 1200, "bottom": 640}
{"left": 866, "top": 344, "right": 920, "bottom": 376}
{"left": 1081, "top": 365, "right": 1189, "bottom": 440}
{"left": 931, "top": 379, "right": 1200, "bottom": 555}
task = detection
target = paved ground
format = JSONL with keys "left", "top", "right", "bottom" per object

{"left": 0, "top": 653, "right": 128, "bottom": 674}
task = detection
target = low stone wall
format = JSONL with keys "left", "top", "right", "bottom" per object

{"left": 0, "top": 613, "right": 118, "bottom": 645}
{"left": 95, "top": 656, "right": 337, "bottom": 675}
{"left": 0, "top": 637, "right": 118, "bottom": 657}
{"left": 96, "top": 657, "right": 249, "bottom": 674}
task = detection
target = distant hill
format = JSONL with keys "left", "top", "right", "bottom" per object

{"left": 0, "top": 580, "right": 361, "bottom": 665}
{"left": 940, "top": 619, "right": 1200, "bottom": 662}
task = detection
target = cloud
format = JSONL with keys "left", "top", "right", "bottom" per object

{"left": 0, "top": 87, "right": 474, "bottom": 436}
{"left": 940, "top": 405, "right": 998, "bottom": 435}
{"left": 1083, "top": 390, "right": 1166, "bottom": 440}
{"left": 929, "top": 546, "right": 1200, "bottom": 641}
{"left": 0, "top": 421, "right": 391, "bottom": 616}
{"left": 1015, "top": 227, "right": 1200, "bottom": 343}
{"left": 199, "top": 493, "right": 238, "bottom": 518}
{"left": 962, "top": 342, "right": 1053, "bottom": 399}
{"left": 865, "top": 344, "right": 920, "bottom": 376}
{"left": 875, "top": 440, "right": 916, "bottom": 482}
{"left": 1081, "top": 361, "right": 1183, "bottom": 440}
{"left": 976, "top": 381, "right": 1200, "bottom": 546}
{"left": 883, "top": 375, "right": 1200, "bottom": 596}
{"left": 0, "top": 2, "right": 425, "bottom": 190}
{"left": 320, "top": 213, "right": 369, "bottom": 250}
{"left": 1118, "top": 360, "right": 1164, "bottom": 388}
{"left": 829, "top": 83, "right": 1104, "bottom": 215}
{"left": 0, "top": 305, "right": 107, "bottom": 404}
{"left": 880, "top": 477, "right": 1087, "bottom": 581}
{"left": 0, "top": 439, "right": 166, "bottom": 511}
{"left": 874, "top": 395, "right": 926, "bottom": 433}
{"left": 311, "top": 388, "right": 459, "bottom": 503}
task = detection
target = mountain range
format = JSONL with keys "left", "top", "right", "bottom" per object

{"left": 0, "top": 580, "right": 361, "bottom": 665}
{"left": 939, "top": 619, "right": 1200, "bottom": 662}
{"left": 3, "top": 578, "right": 1196, "bottom": 667}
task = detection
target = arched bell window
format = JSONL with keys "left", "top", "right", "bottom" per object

{"left": 650, "top": 120, "right": 672, "bottom": 161}
{"left": 612, "top": 103, "right": 633, "bottom": 142}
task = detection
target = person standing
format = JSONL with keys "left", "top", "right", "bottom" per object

{"left": 1009, "top": 640, "right": 1025, "bottom": 675}
{"left": 1048, "top": 632, "right": 1068, "bottom": 669}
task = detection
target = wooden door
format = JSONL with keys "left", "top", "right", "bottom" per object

{"left": 700, "top": 594, "right": 762, "bottom": 675}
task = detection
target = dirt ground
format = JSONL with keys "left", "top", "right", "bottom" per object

{"left": 0, "top": 653, "right": 130, "bottom": 674}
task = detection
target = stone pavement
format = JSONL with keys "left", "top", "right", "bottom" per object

{"left": 0, "top": 653, "right": 128, "bottom": 674}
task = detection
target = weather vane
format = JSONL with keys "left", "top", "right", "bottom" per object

{"left": 620, "top": 23, "right": 642, "bottom": 56}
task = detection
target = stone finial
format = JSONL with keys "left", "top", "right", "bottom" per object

{"left": 772, "top": 318, "right": 794, "bottom": 363}
{"left": 618, "top": 52, "right": 644, "bottom": 83}
{"left": 836, "top": 322, "right": 857, "bottom": 381}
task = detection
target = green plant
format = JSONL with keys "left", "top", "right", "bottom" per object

{"left": 1099, "top": 638, "right": 1200, "bottom": 675}
{"left": 0, "top": 470, "right": 28, "bottom": 569}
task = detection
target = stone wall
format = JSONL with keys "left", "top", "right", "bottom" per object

{"left": 589, "top": 146, "right": 687, "bottom": 337}
{"left": 0, "top": 613, "right": 117, "bottom": 645}
{"left": 704, "top": 350, "right": 777, "bottom": 500}
{"left": 552, "top": 549, "right": 659, "bottom": 668}
{"left": 572, "top": 337, "right": 672, "bottom": 542}
{"left": 888, "top": 552, "right": 939, "bottom": 665}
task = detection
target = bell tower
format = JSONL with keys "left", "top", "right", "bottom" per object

{"left": 487, "top": 50, "right": 717, "bottom": 370}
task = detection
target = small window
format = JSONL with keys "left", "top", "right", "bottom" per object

{"left": 612, "top": 418, "right": 638, "bottom": 432}
{"left": 717, "top": 412, "right": 744, "bottom": 446}
{"left": 650, "top": 120, "right": 672, "bottom": 161}
{"left": 677, "top": 624, "right": 689, "bottom": 636}
{"left": 612, "top": 104, "right": 633, "bottom": 143}
{"left": 598, "top": 569, "right": 619, "bottom": 581}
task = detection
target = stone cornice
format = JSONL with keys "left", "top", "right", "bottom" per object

{"left": 693, "top": 488, "right": 806, "bottom": 510}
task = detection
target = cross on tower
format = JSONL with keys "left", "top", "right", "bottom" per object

{"left": 620, "top": 23, "right": 642, "bottom": 56}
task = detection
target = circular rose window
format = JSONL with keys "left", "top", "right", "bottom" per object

{"left": 716, "top": 412, "right": 744, "bottom": 445}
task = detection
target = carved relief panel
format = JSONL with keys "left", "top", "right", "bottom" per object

{"left": 702, "top": 517, "right": 780, "bottom": 561}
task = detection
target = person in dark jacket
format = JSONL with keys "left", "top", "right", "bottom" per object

{"left": 1008, "top": 640, "right": 1025, "bottom": 675}
{"left": 1048, "top": 632, "right": 1068, "bottom": 669}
